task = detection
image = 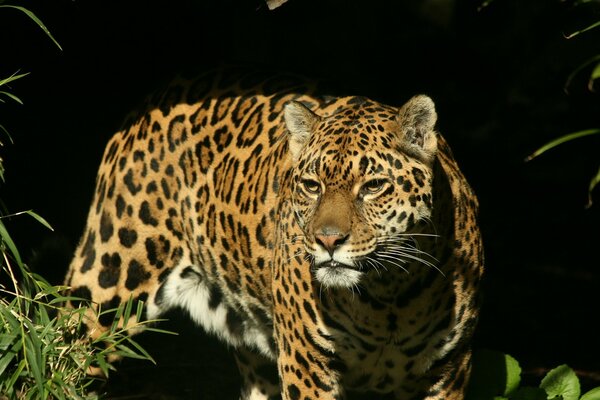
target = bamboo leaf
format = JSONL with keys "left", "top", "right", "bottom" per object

{"left": 586, "top": 165, "right": 600, "bottom": 208}
{"left": 0, "top": 123, "right": 13, "bottom": 143}
{"left": 93, "top": 353, "right": 112, "bottom": 377}
{"left": 0, "top": 218, "right": 23, "bottom": 267}
{"left": 7, "top": 359, "right": 26, "bottom": 395}
{"left": 565, "top": 20, "right": 600, "bottom": 39}
{"left": 135, "top": 298, "right": 145, "bottom": 322}
{"left": 0, "top": 71, "right": 30, "bottom": 87}
{"left": 564, "top": 55, "right": 600, "bottom": 93}
{"left": 588, "top": 62, "right": 600, "bottom": 91}
{"left": 0, "top": 90, "right": 23, "bottom": 104}
{"left": 23, "top": 319, "right": 45, "bottom": 397}
{"left": 0, "top": 334, "right": 22, "bottom": 377}
{"left": 24, "top": 210, "right": 54, "bottom": 231}
{"left": 122, "top": 295, "right": 133, "bottom": 328}
{"left": 0, "top": 5, "right": 62, "bottom": 50}
{"left": 525, "top": 129, "right": 600, "bottom": 161}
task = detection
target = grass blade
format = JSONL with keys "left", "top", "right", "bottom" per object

{"left": 0, "top": 71, "right": 30, "bottom": 87}
{"left": 565, "top": 20, "right": 600, "bottom": 39}
{"left": 525, "top": 129, "right": 600, "bottom": 161}
{"left": 122, "top": 295, "right": 133, "bottom": 328}
{"left": 0, "top": 218, "right": 23, "bottom": 267}
{"left": 23, "top": 319, "right": 46, "bottom": 397}
{"left": 0, "top": 90, "right": 23, "bottom": 104}
{"left": 588, "top": 61, "right": 600, "bottom": 91}
{"left": 564, "top": 54, "right": 600, "bottom": 93}
{"left": 24, "top": 210, "right": 54, "bottom": 231}
{"left": 586, "top": 165, "right": 600, "bottom": 208}
{"left": 0, "top": 333, "right": 23, "bottom": 377}
{"left": 0, "top": 5, "right": 62, "bottom": 50}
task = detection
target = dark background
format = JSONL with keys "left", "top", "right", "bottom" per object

{"left": 1, "top": 0, "right": 599, "bottom": 398}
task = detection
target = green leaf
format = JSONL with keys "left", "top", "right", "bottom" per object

{"left": 0, "top": 123, "right": 13, "bottom": 142}
{"left": 525, "top": 129, "right": 600, "bottom": 161}
{"left": 0, "top": 71, "right": 29, "bottom": 87}
{"left": 0, "top": 334, "right": 22, "bottom": 377}
{"left": 23, "top": 319, "right": 45, "bottom": 396}
{"left": 6, "top": 359, "right": 26, "bottom": 395}
{"left": 581, "top": 387, "right": 600, "bottom": 400}
{"left": 466, "top": 349, "right": 522, "bottom": 400}
{"left": 0, "top": 218, "right": 23, "bottom": 267}
{"left": 136, "top": 298, "right": 145, "bottom": 321}
{"left": 540, "top": 365, "right": 580, "bottom": 400}
{"left": 564, "top": 55, "right": 600, "bottom": 94}
{"left": 588, "top": 62, "right": 600, "bottom": 91}
{"left": 93, "top": 353, "right": 112, "bottom": 377}
{"left": 0, "top": 90, "right": 23, "bottom": 104}
{"left": 23, "top": 210, "right": 54, "bottom": 231}
{"left": 565, "top": 20, "right": 600, "bottom": 39}
{"left": 122, "top": 295, "right": 133, "bottom": 328}
{"left": 586, "top": 165, "right": 600, "bottom": 208}
{"left": 504, "top": 353, "right": 521, "bottom": 395}
{"left": 0, "top": 5, "right": 62, "bottom": 50}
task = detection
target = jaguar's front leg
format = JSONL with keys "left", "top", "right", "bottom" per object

{"left": 273, "top": 226, "right": 344, "bottom": 400}
{"left": 234, "top": 346, "right": 281, "bottom": 400}
{"left": 425, "top": 349, "right": 471, "bottom": 400}
{"left": 407, "top": 346, "right": 473, "bottom": 400}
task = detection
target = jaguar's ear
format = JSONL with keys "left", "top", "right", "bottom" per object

{"left": 397, "top": 95, "right": 438, "bottom": 164}
{"left": 284, "top": 101, "right": 320, "bottom": 162}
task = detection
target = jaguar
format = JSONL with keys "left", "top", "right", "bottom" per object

{"left": 64, "top": 67, "right": 484, "bottom": 399}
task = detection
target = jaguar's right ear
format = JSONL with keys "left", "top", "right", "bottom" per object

{"left": 284, "top": 101, "right": 320, "bottom": 162}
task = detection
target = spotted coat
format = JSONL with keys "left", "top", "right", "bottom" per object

{"left": 65, "top": 68, "right": 484, "bottom": 400}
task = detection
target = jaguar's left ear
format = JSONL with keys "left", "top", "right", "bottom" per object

{"left": 397, "top": 95, "right": 438, "bottom": 164}
{"left": 284, "top": 101, "right": 320, "bottom": 162}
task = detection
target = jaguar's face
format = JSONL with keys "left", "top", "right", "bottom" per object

{"left": 285, "top": 96, "right": 439, "bottom": 288}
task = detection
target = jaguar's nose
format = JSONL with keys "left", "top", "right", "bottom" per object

{"left": 314, "top": 233, "right": 349, "bottom": 256}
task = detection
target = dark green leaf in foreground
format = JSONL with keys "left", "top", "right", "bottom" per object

{"left": 466, "top": 349, "right": 522, "bottom": 400}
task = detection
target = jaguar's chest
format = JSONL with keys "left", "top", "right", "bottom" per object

{"left": 316, "top": 268, "right": 454, "bottom": 389}
{"left": 339, "top": 342, "right": 411, "bottom": 393}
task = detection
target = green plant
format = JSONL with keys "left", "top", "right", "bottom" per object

{"left": 0, "top": 1, "right": 61, "bottom": 178}
{"left": 0, "top": 3, "right": 168, "bottom": 399}
{"left": 526, "top": 129, "right": 600, "bottom": 208}
{"left": 467, "top": 349, "right": 600, "bottom": 400}
{"left": 0, "top": 226, "right": 162, "bottom": 399}
{"left": 526, "top": 2, "right": 599, "bottom": 208}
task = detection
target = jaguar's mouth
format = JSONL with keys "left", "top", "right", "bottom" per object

{"left": 317, "top": 260, "right": 358, "bottom": 270}
{"left": 312, "top": 260, "right": 363, "bottom": 288}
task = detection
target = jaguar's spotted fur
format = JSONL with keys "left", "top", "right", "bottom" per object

{"left": 65, "top": 68, "right": 484, "bottom": 399}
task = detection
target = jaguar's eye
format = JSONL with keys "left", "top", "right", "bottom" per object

{"left": 301, "top": 179, "right": 321, "bottom": 195}
{"left": 361, "top": 179, "right": 387, "bottom": 196}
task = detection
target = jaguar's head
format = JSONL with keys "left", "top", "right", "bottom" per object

{"left": 284, "top": 95, "right": 438, "bottom": 288}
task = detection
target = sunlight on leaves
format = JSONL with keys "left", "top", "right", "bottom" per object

{"left": 540, "top": 365, "right": 580, "bottom": 400}
{"left": 581, "top": 387, "right": 600, "bottom": 400}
